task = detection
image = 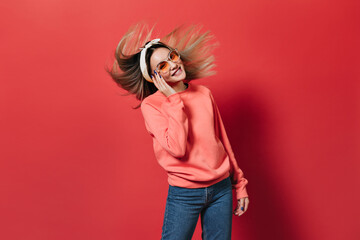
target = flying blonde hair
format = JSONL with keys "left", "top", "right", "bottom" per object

{"left": 105, "top": 22, "right": 219, "bottom": 109}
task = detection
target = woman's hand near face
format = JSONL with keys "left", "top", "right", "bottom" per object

{"left": 151, "top": 70, "right": 177, "bottom": 98}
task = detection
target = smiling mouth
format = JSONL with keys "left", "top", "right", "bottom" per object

{"left": 172, "top": 67, "right": 181, "bottom": 76}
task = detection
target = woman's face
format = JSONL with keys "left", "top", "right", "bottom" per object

{"left": 149, "top": 47, "right": 186, "bottom": 83}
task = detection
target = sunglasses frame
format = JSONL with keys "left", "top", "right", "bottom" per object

{"left": 155, "top": 48, "right": 181, "bottom": 75}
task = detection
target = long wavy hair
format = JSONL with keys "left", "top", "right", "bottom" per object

{"left": 105, "top": 22, "right": 219, "bottom": 109}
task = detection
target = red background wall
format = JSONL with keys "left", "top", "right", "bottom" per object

{"left": 1, "top": 0, "right": 359, "bottom": 239}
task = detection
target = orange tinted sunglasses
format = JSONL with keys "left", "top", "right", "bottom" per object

{"left": 155, "top": 48, "right": 181, "bottom": 74}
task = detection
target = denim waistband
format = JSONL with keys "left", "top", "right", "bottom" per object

{"left": 169, "top": 176, "right": 231, "bottom": 190}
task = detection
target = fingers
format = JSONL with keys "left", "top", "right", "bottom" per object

{"left": 152, "top": 70, "right": 164, "bottom": 91}
{"left": 151, "top": 74, "right": 159, "bottom": 89}
{"left": 238, "top": 198, "right": 245, "bottom": 216}
{"left": 234, "top": 197, "right": 249, "bottom": 217}
{"left": 244, "top": 197, "right": 249, "bottom": 212}
{"left": 151, "top": 71, "right": 160, "bottom": 90}
{"left": 151, "top": 70, "right": 177, "bottom": 97}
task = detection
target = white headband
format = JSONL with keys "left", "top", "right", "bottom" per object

{"left": 139, "top": 38, "right": 161, "bottom": 82}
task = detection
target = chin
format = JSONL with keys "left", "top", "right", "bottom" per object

{"left": 181, "top": 71, "right": 186, "bottom": 79}
{"left": 166, "top": 74, "right": 186, "bottom": 83}
{"left": 175, "top": 71, "right": 186, "bottom": 81}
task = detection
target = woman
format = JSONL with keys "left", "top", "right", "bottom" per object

{"left": 106, "top": 23, "right": 249, "bottom": 240}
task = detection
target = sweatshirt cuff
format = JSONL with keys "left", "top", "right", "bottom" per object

{"left": 235, "top": 187, "right": 249, "bottom": 199}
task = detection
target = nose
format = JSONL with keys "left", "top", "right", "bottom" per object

{"left": 169, "top": 60, "right": 178, "bottom": 70}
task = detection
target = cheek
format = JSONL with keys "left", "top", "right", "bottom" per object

{"left": 162, "top": 74, "right": 171, "bottom": 81}
{"left": 160, "top": 70, "right": 171, "bottom": 79}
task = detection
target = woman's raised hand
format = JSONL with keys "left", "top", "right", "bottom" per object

{"left": 151, "top": 70, "right": 177, "bottom": 98}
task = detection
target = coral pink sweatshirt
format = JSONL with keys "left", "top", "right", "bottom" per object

{"left": 140, "top": 82, "right": 248, "bottom": 199}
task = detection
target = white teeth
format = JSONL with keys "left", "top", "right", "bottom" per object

{"left": 173, "top": 68, "right": 181, "bottom": 76}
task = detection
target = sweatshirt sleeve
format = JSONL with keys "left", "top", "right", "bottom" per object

{"left": 140, "top": 93, "right": 189, "bottom": 158}
{"left": 209, "top": 91, "right": 249, "bottom": 199}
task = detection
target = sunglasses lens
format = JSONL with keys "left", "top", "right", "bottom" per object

{"left": 170, "top": 50, "right": 180, "bottom": 61}
{"left": 158, "top": 61, "right": 169, "bottom": 72}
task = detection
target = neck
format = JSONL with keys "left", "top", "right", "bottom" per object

{"left": 168, "top": 81, "right": 188, "bottom": 93}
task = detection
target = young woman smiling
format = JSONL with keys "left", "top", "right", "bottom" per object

{"left": 106, "top": 23, "right": 249, "bottom": 240}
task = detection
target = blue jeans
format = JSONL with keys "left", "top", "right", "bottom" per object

{"left": 161, "top": 176, "right": 233, "bottom": 240}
